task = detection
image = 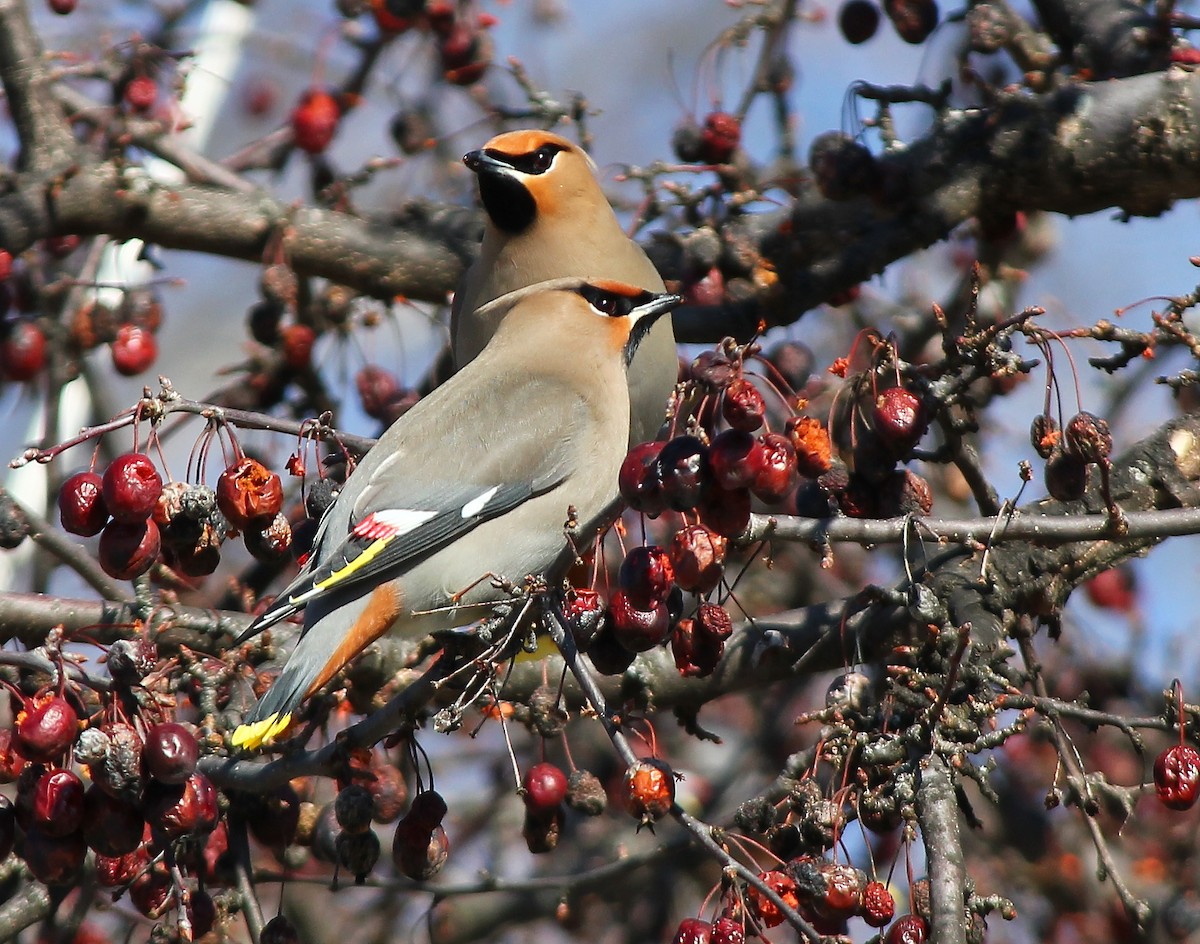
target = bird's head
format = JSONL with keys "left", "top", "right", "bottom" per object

{"left": 484, "top": 278, "right": 681, "bottom": 367}
{"left": 463, "top": 130, "right": 601, "bottom": 234}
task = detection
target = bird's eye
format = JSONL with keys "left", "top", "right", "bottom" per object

{"left": 593, "top": 292, "right": 621, "bottom": 315}
{"left": 581, "top": 285, "right": 637, "bottom": 317}
{"left": 531, "top": 147, "right": 555, "bottom": 172}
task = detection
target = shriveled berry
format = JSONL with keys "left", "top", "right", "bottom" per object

{"left": 129, "top": 863, "right": 172, "bottom": 917}
{"left": 695, "top": 601, "right": 733, "bottom": 641}
{"left": 523, "top": 762, "right": 568, "bottom": 813}
{"left": 217, "top": 457, "right": 284, "bottom": 529}
{"left": 58, "top": 471, "right": 109, "bottom": 536}
{"left": 291, "top": 88, "right": 340, "bottom": 153}
{"left": 0, "top": 320, "right": 46, "bottom": 381}
{"left": 1064, "top": 410, "right": 1112, "bottom": 463}
{"left": 187, "top": 890, "right": 217, "bottom": 939}
{"left": 95, "top": 850, "right": 142, "bottom": 887}
{"left": 336, "top": 783, "right": 375, "bottom": 834}
{"left": 98, "top": 519, "right": 160, "bottom": 579}
{"left": 101, "top": 453, "right": 162, "bottom": 523}
{"left": 522, "top": 804, "right": 564, "bottom": 854}
{"left": 623, "top": 758, "right": 675, "bottom": 826}
{"left": 244, "top": 511, "right": 293, "bottom": 560}
{"left": 1155, "top": 744, "right": 1200, "bottom": 810}
{"left": 840, "top": 0, "right": 881, "bottom": 42}
{"left": 746, "top": 869, "right": 799, "bottom": 928}
{"left": 0, "top": 731, "right": 22, "bottom": 783}
{"left": 669, "top": 523, "right": 726, "bottom": 593}
{"left": 672, "top": 918, "right": 713, "bottom": 944}
{"left": 356, "top": 365, "right": 403, "bottom": 421}
{"left": 336, "top": 828, "right": 381, "bottom": 883}
{"left": 146, "top": 771, "right": 218, "bottom": 838}
{"left": 658, "top": 436, "right": 709, "bottom": 511}
{"left": 722, "top": 377, "right": 765, "bottom": 431}
{"left": 787, "top": 416, "right": 833, "bottom": 477}
{"left": 817, "top": 862, "right": 865, "bottom": 919}
{"left": 371, "top": 0, "right": 420, "bottom": 32}
{"left": 105, "top": 638, "right": 157, "bottom": 688}
{"left": 32, "top": 768, "right": 85, "bottom": 837}
{"left": 863, "top": 880, "right": 896, "bottom": 927}
{"left": 369, "top": 764, "right": 408, "bottom": 823}
{"left": 247, "top": 783, "right": 301, "bottom": 849}
{"left": 584, "top": 622, "right": 637, "bottom": 676}
{"left": 566, "top": 587, "right": 606, "bottom": 649}
{"left": 671, "top": 618, "right": 723, "bottom": 678}
{"left": 144, "top": 722, "right": 199, "bottom": 784}
{"left": 110, "top": 324, "right": 158, "bottom": 376}
{"left": 392, "top": 818, "right": 449, "bottom": 881}
{"left": 619, "top": 545, "right": 675, "bottom": 610}
{"left": 15, "top": 693, "right": 78, "bottom": 763}
{"left": 1044, "top": 448, "right": 1088, "bottom": 502}
{"left": 619, "top": 441, "right": 667, "bottom": 516}
{"left": 1030, "top": 414, "right": 1059, "bottom": 458}
{"left": 690, "top": 350, "right": 737, "bottom": 389}
{"left": 565, "top": 769, "right": 606, "bottom": 816}
{"left": 607, "top": 590, "right": 671, "bottom": 653}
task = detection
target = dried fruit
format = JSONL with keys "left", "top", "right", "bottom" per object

{"left": 522, "top": 804, "right": 564, "bottom": 854}
{"left": 696, "top": 484, "right": 751, "bottom": 539}
{"left": 607, "top": 590, "right": 672, "bottom": 653}
{"left": 873, "top": 387, "right": 926, "bottom": 456}
{"left": 700, "top": 111, "right": 741, "bottom": 164}
{"left": 1064, "top": 410, "right": 1112, "bottom": 464}
{"left": 863, "top": 880, "right": 896, "bottom": 927}
{"left": 658, "top": 436, "right": 710, "bottom": 512}
{"left": 15, "top": 693, "right": 78, "bottom": 763}
{"left": 261, "top": 915, "right": 301, "bottom": 944}
{"left": 336, "top": 828, "right": 381, "bottom": 883}
{"left": 335, "top": 783, "right": 375, "bottom": 834}
{"left": 809, "top": 131, "right": 878, "bottom": 201}
{"left": 752, "top": 432, "right": 798, "bottom": 503}
{"left": 83, "top": 786, "right": 144, "bottom": 856}
{"left": 31, "top": 768, "right": 85, "bottom": 837}
{"left": 883, "top": 0, "right": 938, "bottom": 43}
{"left": 1030, "top": 414, "right": 1059, "bottom": 458}
{"left": 710, "top": 916, "right": 745, "bottom": 944}
{"left": 281, "top": 323, "right": 317, "bottom": 369}
{"left": 623, "top": 758, "right": 675, "bottom": 826}
{"left": 145, "top": 771, "right": 219, "bottom": 838}
{"left": 619, "top": 441, "right": 667, "bottom": 516}
{"left": 709, "top": 429, "right": 762, "bottom": 491}
{"left": 787, "top": 416, "right": 833, "bottom": 477}
{"left": 746, "top": 869, "right": 799, "bottom": 928}
{"left": 619, "top": 545, "right": 675, "bottom": 610}
{"left": 98, "top": 519, "right": 161, "bottom": 579}
{"left": 885, "top": 914, "right": 929, "bottom": 943}
{"left": 669, "top": 524, "right": 726, "bottom": 593}
{"left": 216, "top": 457, "right": 284, "bottom": 529}
{"left": 722, "top": 378, "right": 765, "bottom": 432}
{"left": 1155, "top": 744, "right": 1200, "bottom": 810}
{"left": 1044, "top": 448, "right": 1088, "bottom": 502}
{"left": 21, "top": 827, "right": 86, "bottom": 885}
{"left": 565, "top": 769, "right": 606, "bottom": 816}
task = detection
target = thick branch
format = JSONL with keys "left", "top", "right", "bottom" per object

{"left": 916, "top": 754, "right": 968, "bottom": 944}
{"left": 0, "top": 0, "right": 76, "bottom": 166}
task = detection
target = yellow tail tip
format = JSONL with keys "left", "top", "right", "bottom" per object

{"left": 230, "top": 712, "right": 293, "bottom": 751}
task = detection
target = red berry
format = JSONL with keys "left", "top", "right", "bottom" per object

{"left": 439, "top": 25, "right": 491, "bottom": 84}
{"left": 721, "top": 377, "right": 765, "bottom": 431}
{"left": 43, "top": 235, "right": 80, "bottom": 258}
{"left": 874, "top": 387, "right": 926, "bottom": 455}
{"left": 356, "top": 364, "right": 402, "bottom": 420}
{"left": 32, "top": 768, "right": 85, "bottom": 837}
{"left": 671, "top": 618, "right": 723, "bottom": 678}
{"left": 619, "top": 441, "right": 667, "bottom": 516}
{"left": 691, "top": 350, "right": 738, "bottom": 389}
{"left": 95, "top": 850, "right": 143, "bottom": 887}
{"left": 144, "top": 722, "right": 199, "bottom": 785}
{"left": 98, "top": 519, "right": 161, "bottom": 579}
{"left": 1084, "top": 566, "right": 1137, "bottom": 614}
{"left": 607, "top": 589, "right": 672, "bottom": 653}
{"left": 623, "top": 758, "right": 675, "bottom": 826}
{"left": 83, "top": 787, "right": 144, "bottom": 856}
{"left": 216, "top": 457, "right": 284, "bottom": 529}
{"left": 0, "top": 320, "right": 45, "bottom": 381}
{"left": 788, "top": 416, "right": 833, "bottom": 477}
{"left": 658, "top": 436, "right": 710, "bottom": 511}
{"left": 1155, "top": 744, "right": 1200, "bottom": 810}
{"left": 280, "top": 323, "right": 316, "bottom": 369}
{"left": 129, "top": 863, "right": 172, "bottom": 917}
{"left": 885, "top": 914, "right": 929, "bottom": 944}
{"left": 21, "top": 827, "right": 86, "bottom": 885}
{"left": 1063, "top": 410, "right": 1112, "bottom": 463}
{"left": 669, "top": 524, "right": 726, "bottom": 593}
{"left": 110, "top": 323, "right": 158, "bottom": 376}
{"left": 700, "top": 112, "right": 741, "bottom": 164}
{"left": 123, "top": 76, "right": 157, "bottom": 112}
{"left": 47, "top": 0, "right": 77, "bottom": 13}
{"left": 696, "top": 484, "right": 751, "bottom": 539}
{"left": 685, "top": 266, "right": 726, "bottom": 307}
{"left": 839, "top": 0, "right": 881, "bottom": 42}
{"left": 291, "top": 88, "right": 340, "bottom": 154}
{"left": 371, "top": 0, "right": 418, "bottom": 32}
{"left": 752, "top": 432, "right": 798, "bottom": 503}
{"left": 746, "top": 869, "right": 799, "bottom": 928}
{"left": 619, "top": 545, "right": 675, "bottom": 610}
{"left": 672, "top": 918, "right": 713, "bottom": 944}
{"left": 0, "top": 250, "right": 12, "bottom": 281}
{"left": 58, "top": 471, "right": 109, "bottom": 536}
{"left": 565, "top": 587, "right": 606, "bottom": 649}
{"left": 883, "top": 0, "right": 938, "bottom": 42}
{"left": 710, "top": 916, "right": 745, "bottom": 944}
{"left": 0, "top": 730, "right": 25, "bottom": 782}
{"left": 863, "top": 880, "right": 896, "bottom": 927}
{"left": 101, "top": 453, "right": 162, "bottom": 523}
{"left": 187, "top": 890, "right": 217, "bottom": 939}
{"left": 523, "top": 762, "right": 568, "bottom": 813}
{"left": 817, "top": 862, "right": 865, "bottom": 919}
{"left": 709, "top": 429, "right": 763, "bottom": 491}
{"left": 15, "top": 693, "right": 78, "bottom": 763}
{"left": 146, "top": 771, "right": 219, "bottom": 838}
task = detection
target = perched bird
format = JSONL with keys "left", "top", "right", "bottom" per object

{"left": 453, "top": 129, "right": 677, "bottom": 446}
{"left": 231, "top": 279, "right": 683, "bottom": 750}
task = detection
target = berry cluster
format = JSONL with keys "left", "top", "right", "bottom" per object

{"left": 837, "top": 0, "right": 939, "bottom": 45}
{"left": 58, "top": 447, "right": 299, "bottom": 581}
{"left": 1031, "top": 409, "right": 1113, "bottom": 503}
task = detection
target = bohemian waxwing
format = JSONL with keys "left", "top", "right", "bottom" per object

{"left": 231, "top": 278, "right": 683, "bottom": 750}
{"left": 454, "top": 129, "right": 677, "bottom": 446}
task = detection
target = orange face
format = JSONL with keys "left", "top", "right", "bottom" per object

{"left": 478, "top": 130, "right": 597, "bottom": 221}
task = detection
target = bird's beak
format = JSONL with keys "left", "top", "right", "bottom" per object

{"left": 463, "top": 149, "right": 513, "bottom": 176}
{"left": 624, "top": 292, "right": 683, "bottom": 365}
